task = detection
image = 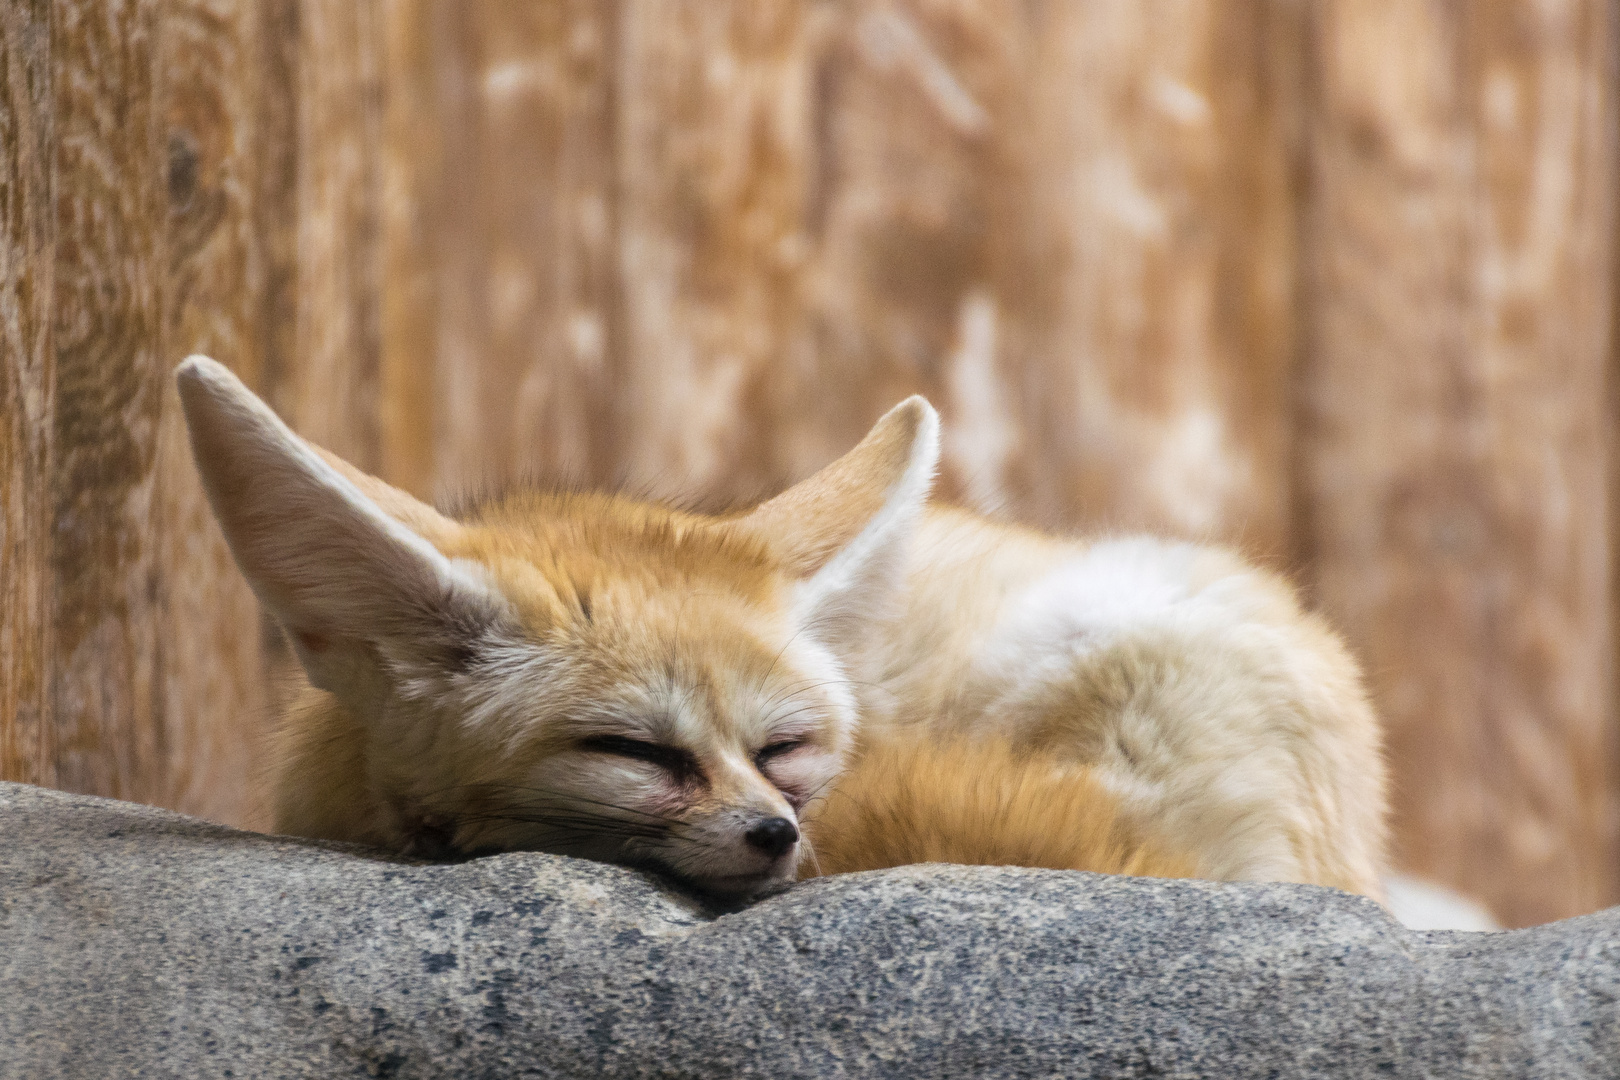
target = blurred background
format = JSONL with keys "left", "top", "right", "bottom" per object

{"left": 1, "top": 0, "right": 1616, "bottom": 928}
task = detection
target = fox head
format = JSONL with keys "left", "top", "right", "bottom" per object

{"left": 176, "top": 357, "right": 938, "bottom": 897}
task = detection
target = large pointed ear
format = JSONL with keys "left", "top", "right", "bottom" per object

{"left": 175, "top": 356, "right": 510, "bottom": 699}
{"left": 738, "top": 396, "right": 939, "bottom": 652}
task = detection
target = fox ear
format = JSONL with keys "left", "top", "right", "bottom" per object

{"left": 740, "top": 396, "right": 939, "bottom": 654}
{"left": 175, "top": 356, "right": 509, "bottom": 700}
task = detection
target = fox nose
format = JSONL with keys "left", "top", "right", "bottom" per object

{"left": 744, "top": 817, "right": 799, "bottom": 858}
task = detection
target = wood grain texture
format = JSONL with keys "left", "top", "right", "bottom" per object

{"left": 252, "top": 0, "right": 299, "bottom": 428}
{"left": 797, "top": 0, "right": 1301, "bottom": 551}
{"left": 151, "top": 0, "right": 287, "bottom": 828}
{"left": 0, "top": 0, "right": 55, "bottom": 788}
{"left": 47, "top": 0, "right": 166, "bottom": 804}
{"left": 613, "top": 0, "right": 1299, "bottom": 546}
{"left": 615, "top": 0, "right": 819, "bottom": 503}
{"left": 784, "top": 0, "right": 1019, "bottom": 501}
{"left": 377, "top": 0, "right": 439, "bottom": 498}
{"left": 2, "top": 0, "right": 295, "bottom": 826}
{"left": 289, "top": 0, "right": 383, "bottom": 468}
{"left": 1020, "top": 0, "right": 1301, "bottom": 550}
{"left": 1298, "top": 0, "right": 1618, "bottom": 926}
{"left": 382, "top": 0, "right": 619, "bottom": 501}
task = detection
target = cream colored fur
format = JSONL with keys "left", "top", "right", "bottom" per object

{"left": 176, "top": 355, "right": 1386, "bottom": 900}
{"left": 851, "top": 513, "right": 1388, "bottom": 897}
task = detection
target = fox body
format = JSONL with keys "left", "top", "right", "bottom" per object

{"left": 178, "top": 356, "right": 1386, "bottom": 899}
{"left": 814, "top": 510, "right": 1388, "bottom": 896}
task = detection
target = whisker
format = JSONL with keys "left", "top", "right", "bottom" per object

{"left": 455, "top": 810, "right": 673, "bottom": 834}
{"left": 422, "top": 781, "right": 688, "bottom": 825}
{"left": 799, "top": 833, "right": 825, "bottom": 879}
{"left": 754, "top": 624, "right": 816, "bottom": 697}
{"left": 452, "top": 806, "right": 684, "bottom": 835}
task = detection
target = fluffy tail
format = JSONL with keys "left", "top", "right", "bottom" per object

{"left": 801, "top": 736, "right": 1196, "bottom": 880}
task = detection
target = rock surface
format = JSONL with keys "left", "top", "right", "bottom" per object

{"left": 1, "top": 781, "right": 1615, "bottom": 1079}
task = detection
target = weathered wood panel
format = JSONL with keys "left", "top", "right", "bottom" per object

{"left": 151, "top": 0, "right": 294, "bottom": 828}
{"left": 1022, "top": 0, "right": 1301, "bottom": 548}
{"left": 1299, "top": 0, "right": 1618, "bottom": 926}
{"left": 613, "top": 0, "right": 1300, "bottom": 546}
{"left": 787, "top": 0, "right": 1017, "bottom": 501}
{"left": 288, "top": 0, "right": 383, "bottom": 468}
{"left": 47, "top": 0, "right": 167, "bottom": 805}
{"left": 0, "top": 0, "right": 55, "bottom": 789}
{"left": 377, "top": 0, "right": 440, "bottom": 498}
{"left": 0, "top": 0, "right": 295, "bottom": 829}
{"left": 382, "top": 0, "right": 619, "bottom": 501}
{"left": 615, "top": 0, "right": 818, "bottom": 504}
{"left": 251, "top": 0, "right": 300, "bottom": 433}
{"left": 804, "top": 0, "right": 1301, "bottom": 549}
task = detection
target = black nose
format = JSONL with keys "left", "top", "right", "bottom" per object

{"left": 744, "top": 817, "right": 799, "bottom": 858}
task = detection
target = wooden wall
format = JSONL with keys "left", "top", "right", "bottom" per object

{"left": 1, "top": 0, "right": 1616, "bottom": 927}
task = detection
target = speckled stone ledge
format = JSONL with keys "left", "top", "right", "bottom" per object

{"left": 1, "top": 781, "right": 1614, "bottom": 1079}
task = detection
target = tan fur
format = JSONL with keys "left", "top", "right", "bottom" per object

{"left": 177, "top": 355, "right": 1387, "bottom": 901}
{"left": 802, "top": 736, "right": 1197, "bottom": 879}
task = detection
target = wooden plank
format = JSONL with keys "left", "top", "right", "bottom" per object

{"left": 289, "top": 0, "right": 383, "bottom": 468}
{"left": 149, "top": 0, "right": 296, "bottom": 828}
{"left": 614, "top": 0, "right": 1300, "bottom": 547}
{"left": 1298, "top": 0, "right": 1618, "bottom": 926}
{"left": 767, "top": 0, "right": 1008, "bottom": 499}
{"left": 614, "top": 0, "right": 818, "bottom": 504}
{"left": 424, "top": 0, "right": 620, "bottom": 498}
{"left": 378, "top": 0, "right": 618, "bottom": 500}
{"left": 253, "top": 0, "right": 300, "bottom": 423}
{"left": 1013, "top": 0, "right": 1301, "bottom": 547}
{"left": 0, "top": 0, "right": 55, "bottom": 788}
{"left": 377, "top": 0, "right": 440, "bottom": 498}
{"left": 47, "top": 0, "right": 166, "bottom": 803}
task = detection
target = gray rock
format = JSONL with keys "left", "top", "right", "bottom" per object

{"left": 1, "top": 781, "right": 1615, "bottom": 1079}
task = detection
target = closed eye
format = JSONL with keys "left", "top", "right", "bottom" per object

{"left": 580, "top": 735, "right": 701, "bottom": 783}
{"left": 755, "top": 740, "right": 805, "bottom": 766}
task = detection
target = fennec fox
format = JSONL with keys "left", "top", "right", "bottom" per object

{"left": 177, "top": 356, "right": 1385, "bottom": 899}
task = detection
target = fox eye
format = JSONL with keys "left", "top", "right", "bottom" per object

{"left": 580, "top": 735, "right": 700, "bottom": 782}
{"left": 755, "top": 739, "right": 804, "bottom": 766}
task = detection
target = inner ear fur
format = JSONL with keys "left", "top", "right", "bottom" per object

{"left": 309, "top": 443, "right": 463, "bottom": 548}
{"left": 738, "top": 396, "right": 941, "bottom": 579}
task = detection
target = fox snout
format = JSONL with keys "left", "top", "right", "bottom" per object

{"left": 745, "top": 816, "right": 798, "bottom": 858}
{"left": 663, "top": 799, "right": 806, "bottom": 898}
